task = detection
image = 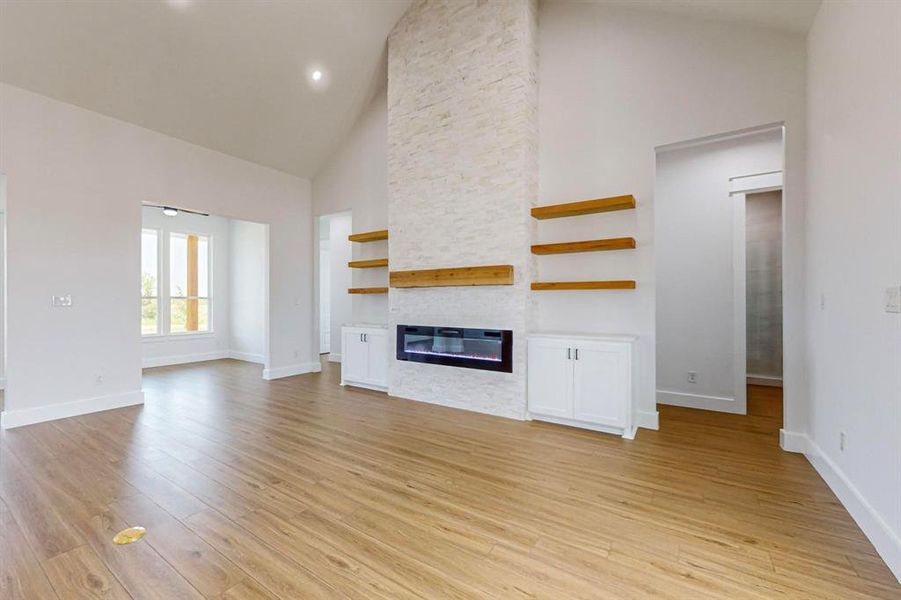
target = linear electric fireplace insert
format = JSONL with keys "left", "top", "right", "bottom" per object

{"left": 396, "top": 325, "right": 513, "bottom": 373}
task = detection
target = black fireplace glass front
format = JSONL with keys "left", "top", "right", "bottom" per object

{"left": 396, "top": 325, "right": 513, "bottom": 373}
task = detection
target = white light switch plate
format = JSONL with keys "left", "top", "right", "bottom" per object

{"left": 885, "top": 285, "right": 901, "bottom": 313}
{"left": 51, "top": 294, "right": 72, "bottom": 307}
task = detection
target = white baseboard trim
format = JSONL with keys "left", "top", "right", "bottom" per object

{"left": 262, "top": 362, "right": 321, "bottom": 380}
{"left": 1, "top": 390, "right": 144, "bottom": 429}
{"left": 779, "top": 429, "right": 809, "bottom": 453}
{"left": 340, "top": 380, "right": 388, "bottom": 393}
{"left": 228, "top": 350, "right": 265, "bottom": 365}
{"left": 747, "top": 374, "right": 783, "bottom": 387}
{"left": 804, "top": 435, "right": 901, "bottom": 583}
{"left": 328, "top": 353, "right": 342, "bottom": 363}
{"left": 143, "top": 350, "right": 229, "bottom": 368}
{"left": 657, "top": 389, "right": 743, "bottom": 414}
{"left": 530, "top": 413, "right": 629, "bottom": 438}
{"left": 635, "top": 410, "right": 659, "bottom": 431}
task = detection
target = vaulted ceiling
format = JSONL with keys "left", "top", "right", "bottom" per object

{"left": 582, "top": 0, "right": 821, "bottom": 34}
{"left": 0, "top": 0, "right": 411, "bottom": 179}
{"left": 1, "top": 1, "right": 818, "bottom": 180}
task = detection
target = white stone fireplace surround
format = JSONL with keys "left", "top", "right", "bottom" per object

{"left": 387, "top": 0, "right": 538, "bottom": 419}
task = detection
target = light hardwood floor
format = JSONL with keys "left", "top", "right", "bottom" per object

{"left": 1, "top": 359, "right": 898, "bottom": 598}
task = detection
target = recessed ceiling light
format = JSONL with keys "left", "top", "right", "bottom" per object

{"left": 306, "top": 66, "right": 328, "bottom": 89}
{"left": 166, "top": 0, "right": 193, "bottom": 9}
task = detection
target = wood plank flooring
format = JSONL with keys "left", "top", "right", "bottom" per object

{"left": 1, "top": 359, "right": 898, "bottom": 598}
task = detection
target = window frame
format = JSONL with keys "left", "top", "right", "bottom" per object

{"left": 141, "top": 227, "right": 162, "bottom": 337}
{"left": 167, "top": 231, "right": 214, "bottom": 336}
{"left": 141, "top": 228, "right": 214, "bottom": 339}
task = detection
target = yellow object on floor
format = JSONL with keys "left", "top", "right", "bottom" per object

{"left": 112, "top": 526, "right": 147, "bottom": 545}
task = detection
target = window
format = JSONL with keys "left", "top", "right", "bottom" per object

{"left": 169, "top": 233, "right": 211, "bottom": 333}
{"left": 141, "top": 230, "right": 212, "bottom": 336}
{"left": 141, "top": 229, "right": 159, "bottom": 335}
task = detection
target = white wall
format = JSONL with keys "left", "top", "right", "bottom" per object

{"left": 0, "top": 83, "right": 314, "bottom": 428}
{"left": 313, "top": 86, "right": 388, "bottom": 233}
{"left": 746, "top": 190, "right": 783, "bottom": 381}
{"left": 313, "top": 86, "right": 389, "bottom": 326}
{"left": 805, "top": 0, "right": 901, "bottom": 581}
{"left": 0, "top": 175, "right": 5, "bottom": 389}
{"left": 538, "top": 3, "right": 806, "bottom": 431}
{"left": 327, "top": 213, "right": 353, "bottom": 361}
{"left": 141, "top": 207, "right": 230, "bottom": 367}
{"left": 656, "top": 130, "right": 783, "bottom": 412}
{"left": 228, "top": 219, "right": 267, "bottom": 364}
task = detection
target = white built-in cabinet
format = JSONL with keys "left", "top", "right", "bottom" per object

{"left": 340, "top": 325, "right": 389, "bottom": 392}
{"left": 528, "top": 333, "right": 636, "bottom": 438}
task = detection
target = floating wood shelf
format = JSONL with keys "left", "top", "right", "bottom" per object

{"left": 348, "top": 229, "right": 389, "bottom": 243}
{"left": 532, "top": 237, "right": 636, "bottom": 255}
{"left": 348, "top": 287, "right": 389, "bottom": 294}
{"left": 531, "top": 280, "right": 636, "bottom": 291}
{"left": 348, "top": 258, "right": 388, "bottom": 268}
{"left": 531, "top": 195, "right": 636, "bottom": 220}
{"left": 390, "top": 265, "right": 513, "bottom": 288}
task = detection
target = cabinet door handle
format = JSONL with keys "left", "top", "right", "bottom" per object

{"left": 567, "top": 348, "right": 571, "bottom": 360}
{"left": 360, "top": 333, "right": 364, "bottom": 342}
{"left": 364, "top": 333, "right": 368, "bottom": 342}
{"left": 574, "top": 348, "right": 580, "bottom": 360}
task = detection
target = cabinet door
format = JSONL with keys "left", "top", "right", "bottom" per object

{"left": 572, "top": 343, "right": 629, "bottom": 428}
{"left": 342, "top": 330, "right": 369, "bottom": 383}
{"left": 365, "top": 330, "right": 389, "bottom": 388}
{"left": 528, "top": 338, "right": 573, "bottom": 418}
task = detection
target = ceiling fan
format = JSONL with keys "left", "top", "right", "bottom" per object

{"left": 143, "top": 203, "right": 209, "bottom": 217}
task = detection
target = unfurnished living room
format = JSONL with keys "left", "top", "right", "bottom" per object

{"left": 0, "top": 0, "right": 899, "bottom": 598}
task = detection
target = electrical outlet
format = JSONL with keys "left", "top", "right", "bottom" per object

{"left": 840, "top": 431, "right": 846, "bottom": 452}
{"left": 687, "top": 371, "right": 697, "bottom": 384}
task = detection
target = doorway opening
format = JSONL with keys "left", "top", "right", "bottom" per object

{"left": 140, "top": 205, "right": 269, "bottom": 372}
{"left": 745, "top": 190, "right": 783, "bottom": 391}
{"left": 655, "top": 126, "right": 785, "bottom": 424}
{"left": 319, "top": 222, "right": 330, "bottom": 354}
{"left": 317, "top": 212, "right": 352, "bottom": 363}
